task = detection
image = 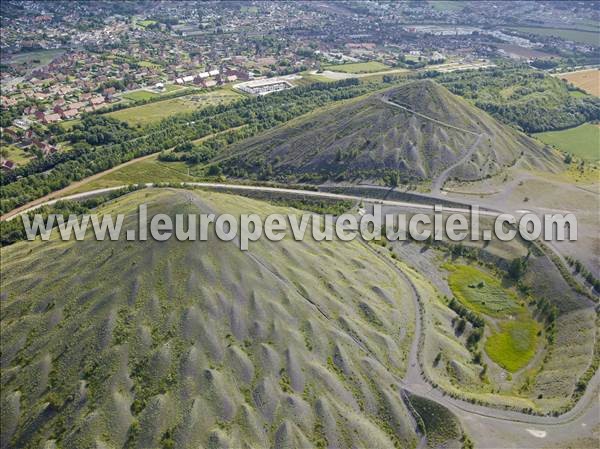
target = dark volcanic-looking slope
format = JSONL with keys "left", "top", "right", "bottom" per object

{"left": 0, "top": 190, "right": 423, "bottom": 449}
{"left": 220, "top": 80, "right": 561, "bottom": 184}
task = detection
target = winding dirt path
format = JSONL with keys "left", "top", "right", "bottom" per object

{"left": 3, "top": 181, "right": 598, "bottom": 447}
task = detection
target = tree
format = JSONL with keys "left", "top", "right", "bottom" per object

{"left": 508, "top": 257, "right": 528, "bottom": 280}
{"left": 207, "top": 165, "right": 222, "bottom": 176}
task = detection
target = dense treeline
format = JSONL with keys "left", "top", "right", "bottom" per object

{"left": 448, "top": 297, "right": 485, "bottom": 328}
{"left": 565, "top": 256, "right": 600, "bottom": 293}
{"left": 0, "top": 78, "right": 374, "bottom": 214}
{"left": 66, "top": 115, "right": 138, "bottom": 145}
{"left": 424, "top": 67, "right": 600, "bottom": 133}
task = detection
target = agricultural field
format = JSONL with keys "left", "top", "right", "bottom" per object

{"left": 106, "top": 89, "right": 242, "bottom": 126}
{"left": 534, "top": 123, "right": 600, "bottom": 161}
{"left": 138, "top": 60, "right": 159, "bottom": 68}
{"left": 558, "top": 69, "right": 600, "bottom": 97}
{"left": 323, "top": 61, "right": 390, "bottom": 73}
{"left": 58, "top": 119, "right": 81, "bottom": 131}
{"left": 508, "top": 26, "right": 600, "bottom": 45}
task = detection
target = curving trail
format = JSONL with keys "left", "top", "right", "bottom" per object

{"left": 380, "top": 98, "right": 480, "bottom": 136}
{"left": 430, "top": 133, "right": 485, "bottom": 194}
{"left": 2, "top": 181, "right": 598, "bottom": 447}
{"left": 380, "top": 97, "right": 486, "bottom": 194}
{"left": 363, "top": 239, "right": 599, "bottom": 448}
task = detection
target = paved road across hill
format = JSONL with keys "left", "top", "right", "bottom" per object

{"left": 2, "top": 181, "right": 501, "bottom": 222}
{"left": 2, "top": 181, "right": 598, "bottom": 448}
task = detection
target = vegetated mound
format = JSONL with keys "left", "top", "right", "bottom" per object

{"left": 0, "top": 189, "right": 422, "bottom": 449}
{"left": 219, "top": 79, "right": 561, "bottom": 184}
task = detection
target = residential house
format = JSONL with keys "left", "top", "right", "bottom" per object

{"left": 1, "top": 160, "right": 15, "bottom": 171}
{"left": 61, "top": 109, "right": 78, "bottom": 119}
{"left": 41, "top": 113, "right": 61, "bottom": 124}
{"left": 89, "top": 96, "right": 105, "bottom": 106}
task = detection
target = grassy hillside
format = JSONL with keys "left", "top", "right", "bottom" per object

{"left": 0, "top": 189, "right": 421, "bottom": 449}
{"left": 218, "top": 80, "right": 561, "bottom": 185}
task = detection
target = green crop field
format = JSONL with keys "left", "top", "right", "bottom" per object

{"left": 324, "top": 61, "right": 390, "bottom": 73}
{"left": 534, "top": 123, "right": 600, "bottom": 161}
{"left": 106, "top": 90, "right": 241, "bottom": 126}
{"left": 485, "top": 320, "right": 540, "bottom": 372}
{"left": 509, "top": 26, "right": 600, "bottom": 45}
{"left": 444, "top": 264, "right": 521, "bottom": 316}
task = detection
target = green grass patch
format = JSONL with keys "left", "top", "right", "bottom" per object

{"left": 59, "top": 119, "right": 81, "bottom": 131}
{"left": 485, "top": 320, "right": 540, "bottom": 372}
{"left": 508, "top": 26, "right": 600, "bottom": 45}
{"left": 122, "top": 90, "right": 159, "bottom": 101}
{"left": 323, "top": 61, "right": 390, "bottom": 74}
{"left": 137, "top": 19, "right": 157, "bottom": 27}
{"left": 76, "top": 157, "right": 195, "bottom": 192}
{"left": 7, "top": 49, "right": 64, "bottom": 66}
{"left": 406, "top": 393, "right": 462, "bottom": 446}
{"left": 568, "top": 90, "right": 588, "bottom": 99}
{"left": 139, "top": 60, "right": 159, "bottom": 68}
{"left": 444, "top": 264, "right": 521, "bottom": 317}
{"left": 164, "top": 84, "right": 183, "bottom": 93}
{"left": 534, "top": 123, "right": 600, "bottom": 161}
{"left": 1, "top": 145, "right": 32, "bottom": 166}
{"left": 106, "top": 90, "right": 241, "bottom": 126}
{"left": 429, "top": 1, "right": 467, "bottom": 12}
